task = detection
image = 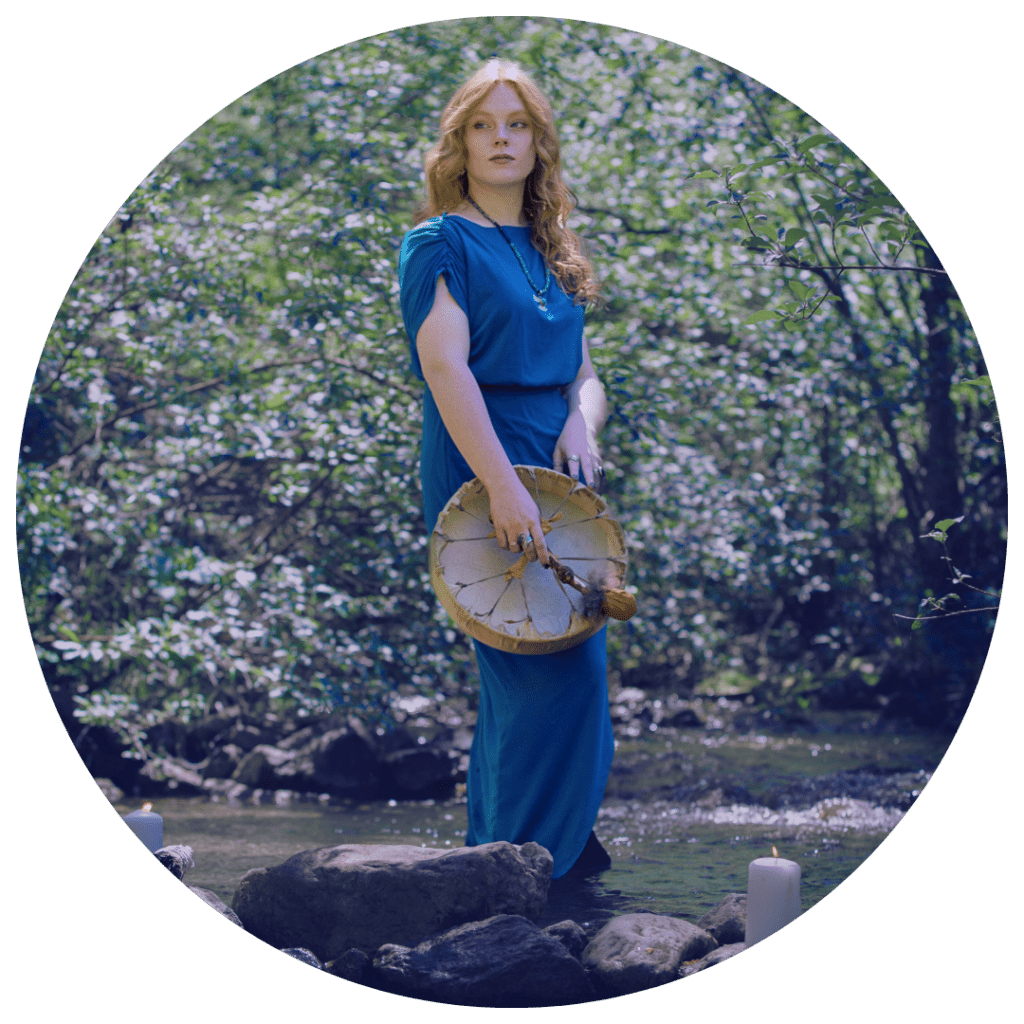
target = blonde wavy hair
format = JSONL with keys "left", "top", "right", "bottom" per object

{"left": 414, "top": 60, "right": 599, "bottom": 306}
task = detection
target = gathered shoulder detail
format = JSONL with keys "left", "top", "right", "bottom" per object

{"left": 399, "top": 216, "right": 470, "bottom": 379}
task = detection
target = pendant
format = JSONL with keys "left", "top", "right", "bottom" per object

{"left": 533, "top": 293, "right": 547, "bottom": 312}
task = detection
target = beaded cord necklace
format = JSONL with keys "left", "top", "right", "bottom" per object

{"left": 465, "top": 196, "right": 552, "bottom": 312}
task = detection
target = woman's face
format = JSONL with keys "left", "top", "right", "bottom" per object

{"left": 462, "top": 83, "right": 537, "bottom": 194}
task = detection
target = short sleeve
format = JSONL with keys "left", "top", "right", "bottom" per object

{"left": 398, "top": 216, "right": 469, "bottom": 380}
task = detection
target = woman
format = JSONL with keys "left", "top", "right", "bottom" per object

{"left": 398, "top": 60, "right": 612, "bottom": 878}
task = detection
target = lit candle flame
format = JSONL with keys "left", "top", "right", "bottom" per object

{"left": 772, "top": 845, "right": 779, "bottom": 858}
{"left": 142, "top": 802, "right": 153, "bottom": 813}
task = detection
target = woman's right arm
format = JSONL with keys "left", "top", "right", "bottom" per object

{"left": 416, "top": 274, "right": 550, "bottom": 566}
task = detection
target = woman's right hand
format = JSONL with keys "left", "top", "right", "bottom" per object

{"left": 487, "top": 474, "right": 550, "bottom": 567}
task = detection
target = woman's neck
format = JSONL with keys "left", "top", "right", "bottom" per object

{"left": 460, "top": 183, "right": 527, "bottom": 227}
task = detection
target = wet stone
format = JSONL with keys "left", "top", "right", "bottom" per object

{"left": 679, "top": 942, "right": 747, "bottom": 977}
{"left": 186, "top": 885, "right": 244, "bottom": 927}
{"left": 326, "top": 948, "right": 370, "bottom": 983}
{"left": 543, "top": 919, "right": 589, "bottom": 959}
{"left": 154, "top": 844, "right": 194, "bottom": 881}
{"left": 697, "top": 892, "right": 747, "bottom": 945}
{"left": 371, "top": 914, "right": 595, "bottom": 1007}
{"left": 281, "top": 947, "right": 325, "bottom": 970}
{"left": 581, "top": 912, "right": 718, "bottom": 995}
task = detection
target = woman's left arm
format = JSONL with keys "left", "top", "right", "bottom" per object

{"left": 553, "top": 333, "right": 607, "bottom": 488}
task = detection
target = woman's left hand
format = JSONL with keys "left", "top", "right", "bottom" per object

{"left": 553, "top": 409, "right": 603, "bottom": 490}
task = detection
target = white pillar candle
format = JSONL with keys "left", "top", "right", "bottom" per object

{"left": 122, "top": 803, "right": 163, "bottom": 853}
{"left": 745, "top": 847, "right": 801, "bottom": 946}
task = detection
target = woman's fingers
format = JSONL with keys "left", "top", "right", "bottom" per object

{"left": 530, "top": 525, "right": 549, "bottom": 567}
{"left": 499, "top": 521, "right": 548, "bottom": 565}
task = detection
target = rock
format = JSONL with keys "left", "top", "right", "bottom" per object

{"left": 231, "top": 840, "right": 553, "bottom": 963}
{"left": 281, "top": 948, "right": 325, "bottom": 970}
{"left": 201, "top": 743, "right": 244, "bottom": 780}
{"left": 679, "top": 942, "right": 746, "bottom": 977}
{"left": 276, "top": 723, "right": 323, "bottom": 752}
{"left": 138, "top": 756, "right": 206, "bottom": 796}
{"left": 697, "top": 893, "right": 746, "bottom": 945}
{"left": 381, "top": 747, "right": 457, "bottom": 795}
{"left": 231, "top": 745, "right": 293, "bottom": 788}
{"left": 94, "top": 777, "right": 123, "bottom": 803}
{"left": 180, "top": 712, "right": 237, "bottom": 753}
{"left": 225, "top": 723, "right": 280, "bottom": 752}
{"left": 372, "top": 914, "right": 595, "bottom": 1007}
{"left": 581, "top": 913, "right": 718, "bottom": 995}
{"left": 186, "top": 885, "right": 244, "bottom": 927}
{"left": 326, "top": 948, "right": 370, "bottom": 983}
{"left": 543, "top": 920, "right": 589, "bottom": 959}
{"left": 376, "top": 727, "right": 418, "bottom": 755}
{"left": 664, "top": 707, "right": 704, "bottom": 728}
{"left": 275, "top": 723, "right": 381, "bottom": 796}
{"left": 155, "top": 844, "right": 194, "bottom": 881}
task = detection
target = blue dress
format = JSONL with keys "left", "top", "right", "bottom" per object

{"left": 398, "top": 213, "right": 614, "bottom": 878}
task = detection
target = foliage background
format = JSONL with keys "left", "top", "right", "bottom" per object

{"left": 18, "top": 16, "right": 1004, "bottom": 766}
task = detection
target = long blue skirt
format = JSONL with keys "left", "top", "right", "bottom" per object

{"left": 421, "top": 384, "right": 614, "bottom": 878}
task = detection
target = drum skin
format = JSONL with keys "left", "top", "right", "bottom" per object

{"left": 429, "top": 465, "right": 629, "bottom": 654}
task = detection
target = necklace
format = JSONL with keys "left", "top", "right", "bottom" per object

{"left": 465, "top": 196, "right": 551, "bottom": 312}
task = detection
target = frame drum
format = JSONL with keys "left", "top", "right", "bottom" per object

{"left": 429, "top": 465, "right": 629, "bottom": 654}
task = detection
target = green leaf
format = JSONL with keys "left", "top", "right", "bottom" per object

{"left": 265, "top": 392, "right": 290, "bottom": 410}
{"left": 742, "top": 310, "right": 782, "bottom": 324}
{"left": 933, "top": 516, "right": 964, "bottom": 533}
{"left": 784, "top": 228, "right": 808, "bottom": 247}
{"left": 798, "top": 133, "right": 832, "bottom": 152}
{"left": 911, "top": 617, "right": 925, "bottom": 630}
{"left": 691, "top": 170, "right": 720, "bottom": 180}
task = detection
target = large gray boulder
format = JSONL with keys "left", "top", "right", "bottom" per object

{"left": 372, "top": 914, "right": 595, "bottom": 1007}
{"left": 697, "top": 892, "right": 747, "bottom": 945}
{"left": 231, "top": 841, "right": 553, "bottom": 962}
{"left": 679, "top": 942, "right": 746, "bottom": 977}
{"left": 581, "top": 913, "right": 718, "bottom": 995}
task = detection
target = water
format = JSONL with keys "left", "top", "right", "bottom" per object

{"left": 130, "top": 724, "right": 946, "bottom": 939}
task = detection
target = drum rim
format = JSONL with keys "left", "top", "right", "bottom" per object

{"left": 429, "top": 465, "right": 629, "bottom": 655}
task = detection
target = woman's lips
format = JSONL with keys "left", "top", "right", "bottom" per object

{"left": 490, "top": 155, "right": 513, "bottom": 162}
